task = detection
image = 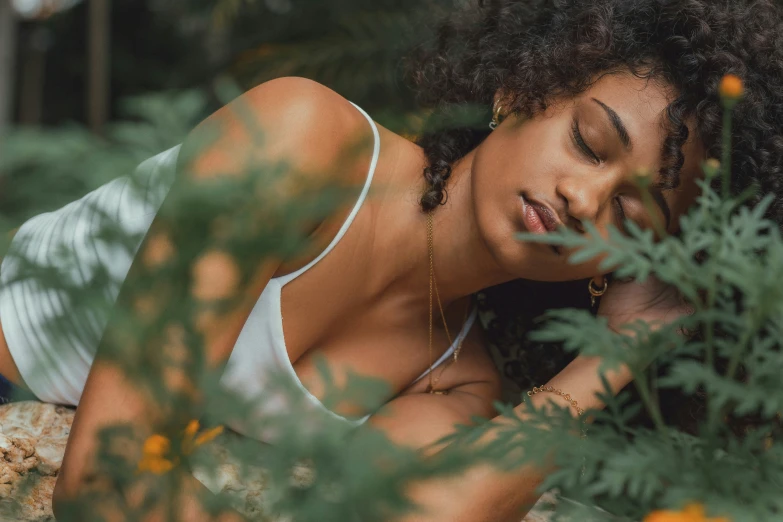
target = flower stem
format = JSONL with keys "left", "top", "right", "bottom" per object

{"left": 721, "top": 104, "right": 733, "bottom": 200}
{"left": 631, "top": 367, "right": 666, "bottom": 432}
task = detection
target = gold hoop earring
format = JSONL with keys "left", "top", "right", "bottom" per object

{"left": 489, "top": 103, "right": 503, "bottom": 130}
{"left": 588, "top": 277, "right": 608, "bottom": 308}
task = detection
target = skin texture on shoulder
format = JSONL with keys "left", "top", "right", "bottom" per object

{"left": 178, "top": 76, "right": 378, "bottom": 235}
{"left": 180, "top": 76, "right": 374, "bottom": 183}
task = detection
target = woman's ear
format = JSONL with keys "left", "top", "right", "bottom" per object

{"left": 491, "top": 89, "right": 526, "bottom": 129}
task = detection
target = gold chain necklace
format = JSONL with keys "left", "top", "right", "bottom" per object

{"left": 425, "top": 211, "right": 470, "bottom": 395}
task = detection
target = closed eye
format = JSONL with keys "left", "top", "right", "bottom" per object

{"left": 571, "top": 117, "right": 600, "bottom": 164}
{"left": 570, "top": 117, "right": 635, "bottom": 234}
{"left": 613, "top": 197, "right": 632, "bottom": 235}
{"left": 571, "top": 118, "right": 632, "bottom": 233}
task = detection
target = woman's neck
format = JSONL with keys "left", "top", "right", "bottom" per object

{"left": 369, "top": 144, "right": 515, "bottom": 308}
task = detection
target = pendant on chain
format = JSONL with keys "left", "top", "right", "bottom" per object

{"left": 425, "top": 385, "right": 450, "bottom": 395}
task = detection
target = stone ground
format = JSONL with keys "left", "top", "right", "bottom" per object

{"left": 0, "top": 401, "right": 575, "bottom": 521}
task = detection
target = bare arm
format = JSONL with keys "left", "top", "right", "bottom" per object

{"left": 371, "top": 276, "right": 691, "bottom": 522}
{"left": 392, "top": 356, "right": 633, "bottom": 522}
{"left": 52, "top": 77, "right": 377, "bottom": 522}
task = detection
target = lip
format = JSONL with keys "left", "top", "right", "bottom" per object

{"left": 520, "top": 196, "right": 562, "bottom": 234}
{"left": 519, "top": 196, "right": 563, "bottom": 256}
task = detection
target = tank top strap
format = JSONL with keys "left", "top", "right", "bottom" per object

{"left": 275, "top": 101, "right": 380, "bottom": 287}
{"left": 411, "top": 305, "right": 479, "bottom": 386}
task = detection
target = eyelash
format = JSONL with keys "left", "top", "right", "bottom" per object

{"left": 571, "top": 117, "right": 629, "bottom": 231}
{"left": 571, "top": 118, "right": 600, "bottom": 164}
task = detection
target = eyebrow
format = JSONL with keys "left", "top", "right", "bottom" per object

{"left": 591, "top": 98, "right": 633, "bottom": 152}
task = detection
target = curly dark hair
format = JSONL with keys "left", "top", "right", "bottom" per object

{"left": 404, "top": 0, "right": 783, "bottom": 432}
{"left": 410, "top": 0, "right": 783, "bottom": 216}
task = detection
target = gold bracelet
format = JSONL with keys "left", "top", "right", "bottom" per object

{"left": 527, "top": 385, "right": 585, "bottom": 416}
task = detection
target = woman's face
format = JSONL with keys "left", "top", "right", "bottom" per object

{"left": 471, "top": 71, "right": 706, "bottom": 282}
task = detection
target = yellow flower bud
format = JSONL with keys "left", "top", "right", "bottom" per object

{"left": 701, "top": 158, "right": 721, "bottom": 178}
{"left": 719, "top": 74, "right": 744, "bottom": 100}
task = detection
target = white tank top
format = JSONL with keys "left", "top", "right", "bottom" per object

{"left": 0, "top": 101, "right": 478, "bottom": 442}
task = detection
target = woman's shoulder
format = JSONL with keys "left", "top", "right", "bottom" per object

{"left": 179, "top": 77, "right": 377, "bottom": 189}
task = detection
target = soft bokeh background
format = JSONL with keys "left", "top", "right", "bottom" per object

{"left": 0, "top": 0, "right": 433, "bottom": 129}
{"left": 0, "top": 0, "right": 454, "bottom": 221}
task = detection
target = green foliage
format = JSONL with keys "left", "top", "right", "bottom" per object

{"left": 511, "top": 104, "right": 783, "bottom": 519}
{"left": 3, "top": 12, "right": 782, "bottom": 522}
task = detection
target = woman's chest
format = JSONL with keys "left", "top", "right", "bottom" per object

{"left": 223, "top": 271, "right": 471, "bottom": 422}
{"left": 286, "top": 281, "right": 442, "bottom": 415}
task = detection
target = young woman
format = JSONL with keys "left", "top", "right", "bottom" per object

{"left": 1, "top": 0, "right": 782, "bottom": 520}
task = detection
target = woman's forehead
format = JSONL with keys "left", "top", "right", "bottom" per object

{"left": 575, "top": 73, "right": 704, "bottom": 172}
{"left": 572, "top": 73, "right": 675, "bottom": 145}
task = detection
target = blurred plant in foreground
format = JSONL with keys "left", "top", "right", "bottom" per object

{"left": 1, "top": 71, "right": 781, "bottom": 522}
{"left": 490, "top": 74, "right": 782, "bottom": 522}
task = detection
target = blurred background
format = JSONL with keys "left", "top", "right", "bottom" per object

{"left": 0, "top": 0, "right": 458, "bottom": 223}
{"left": 0, "top": 0, "right": 446, "bottom": 132}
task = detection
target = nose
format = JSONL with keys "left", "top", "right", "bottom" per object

{"left": 555, "top": 170, "right": 618, "bottom": 231}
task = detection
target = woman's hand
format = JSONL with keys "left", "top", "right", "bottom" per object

{"left": 597, "top": 274, "right": 694, "bottom": 333}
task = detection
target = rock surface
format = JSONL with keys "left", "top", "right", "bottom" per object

{"left": 0, "top": 401, "right": 73, "bottom": 521}
{"left": 0, "top": 401, "right": 560, "bottom": 521}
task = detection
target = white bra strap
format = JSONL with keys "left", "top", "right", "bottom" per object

{"left": 411, "top": 305, "right": 479, "bottom": 386}
{"left": 276, "top": 101, "right": 380, "bottom": 286}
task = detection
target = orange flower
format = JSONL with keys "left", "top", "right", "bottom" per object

{"left": 184, "top": 420, "right": 200, "bottom": 438}
{"left": 143, "top": 434, "right": 170, "bottom": 457}
{"left": 137, "top": 420, "right": 224, "bottom": 475}
{"left": 194, "top": 426, "right": 224, "bottom": 447}
{"left": 181, "top": 419, "right": 225, "bottom": 455}
{"left": 644, "top": 503, "right": 730, "bottom": 522}
{"left": 137, "top": 455, "right": 176, "bottom": 475}
{"left": 719, "top": 74, "right": 744, "bottom": 100}
{"left": 137, "top": 434, "right": 176, "bottom": 475}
